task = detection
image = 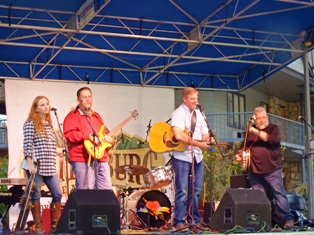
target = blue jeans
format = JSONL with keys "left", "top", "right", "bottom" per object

{"left": 95, "top": 162, "right": 112, "bottom": 190}
{"left": 172, "top": 158, "right": 204, "bottom": 227}
{"left": 32, "top": 174, "right": 62, "bottom": 204}
{"left": 249, "top": 169, "right": 293, "bottom": 225}
{"left": 71, "top": 162, "right": 95, "bottom": 189}
{"left": 71, "top": 161, "right": 112, "bottom": 190}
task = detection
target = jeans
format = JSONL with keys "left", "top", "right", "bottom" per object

{"left": 95, "top": 161, "right": 112, "bottom": 190}
{"left": 71, "top": 161, "right": 112, "bottom": 190}
{"left": 172, "top": 157, "right": 204, "bottom": 227}
{"left": 31, "top": 174, "right": 62, "bottom": 203}
{"left": 249, "top": 169, "right": 293, "bottom": 225}
{"left": 71, "top": 162, "right": 95, "bottom": 189}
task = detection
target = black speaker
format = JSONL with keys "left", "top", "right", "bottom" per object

{"left": 208, "top": 188, "right": 271, "bottom": 231}
{"left": 230, "top": 174, "right": 251, "bottom": 188}
{"left": 56, "top": 189, "right": 120, "bottom": 235}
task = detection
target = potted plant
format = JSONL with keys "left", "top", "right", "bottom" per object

{"left": 200, "top": 142, "right": 242, "bottom": 220}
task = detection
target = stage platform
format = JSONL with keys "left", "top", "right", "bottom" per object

{"left": 52, "top": 230, "right": 314, "bottom": 235}
{"left": 50, "top": 223, "right": 314, "bottom": 235}
{"left": 119, "top": 224, "right": 314, "bottom": 234}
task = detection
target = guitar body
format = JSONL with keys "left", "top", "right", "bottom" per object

{"left": 149, "top": 122, "right": 228, "bottom": 153}
{"left": 84, "top": 110, "right": 138, "bottom": 159}
{"left": 84, "top": 126, "right": 112, "bottom": 160}
{"left": 241, "top": 149, "right": 251, "bottom": 171}
{"left": 149, "top": 122, "right": 187, "bottom": 153}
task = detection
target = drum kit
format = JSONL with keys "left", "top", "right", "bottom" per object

{"left": 113, "top": 164, "right": 174, "bottom": 230}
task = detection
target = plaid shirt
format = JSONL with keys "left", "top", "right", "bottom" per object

{"left": 23, "top": 120, "right": 57, "bottom": 176}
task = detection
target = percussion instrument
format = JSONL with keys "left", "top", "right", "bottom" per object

{"left": 128, "top": 190, "right": 171, "bottom": 228}
{"left": 146, "top": 166, "right": 173, "bottom": 189}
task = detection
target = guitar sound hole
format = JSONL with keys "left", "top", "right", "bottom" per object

{"left": 171, "top": 136, "right": 178, "bottom": 143}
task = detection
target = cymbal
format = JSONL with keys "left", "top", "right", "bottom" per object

{"left": 115, "top": 165, "right": 149, "bottom": 175}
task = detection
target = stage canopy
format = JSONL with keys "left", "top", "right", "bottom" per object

{"left": 0, "top": 0, "right": 314, "bottom": 91}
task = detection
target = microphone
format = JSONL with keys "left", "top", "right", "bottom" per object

{"left": 248, "top": 114, "right": 256, "bottom": 125}
{"left": 50, "top": 107, "right": 57, "bottom": 111}
{"left": 298, "top": 116, "right": 307, "bottom": 121}
{"left": 74, "top": 100, "right": 83, "bottom": 113}
{"left": 196, "top": 104, "right": 205, "bottom": 111}
{"left": 74, "top": 105, "right": 79, "bottom": 113}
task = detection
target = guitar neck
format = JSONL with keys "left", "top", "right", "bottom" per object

{"left": 107, "top": 115, "right": 134, "bottom": 137}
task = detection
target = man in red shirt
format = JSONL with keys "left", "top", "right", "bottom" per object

{"left": 63, "top": 87, "right": 114, "bottom": 189}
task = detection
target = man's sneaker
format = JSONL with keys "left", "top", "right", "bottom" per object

{"left": 284, "top": 220, "right": 294, "bottom": 229}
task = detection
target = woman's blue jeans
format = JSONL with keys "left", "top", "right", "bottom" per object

{"left": 32, "top": 174, "right": 62, "bottom": 203}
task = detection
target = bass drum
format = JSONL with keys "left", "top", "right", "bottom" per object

{"left": 128, "top": 190, "right": 171, "bottom": 228}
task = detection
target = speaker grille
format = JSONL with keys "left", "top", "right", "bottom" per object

{"left": 209, "top": 188, "right": 271, "bottom": 231}
{"left": 56, "top": 189, "right": 120, "bottom": 235}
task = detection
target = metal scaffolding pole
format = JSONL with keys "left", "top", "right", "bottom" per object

{"left": 304, "top": 50, "right": 314, "bottom": 219}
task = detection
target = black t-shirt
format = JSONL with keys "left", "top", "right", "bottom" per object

{"left": 242, "top": 123, "right": 282, "bottom": 174}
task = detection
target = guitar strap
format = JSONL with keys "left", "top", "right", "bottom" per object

{"left": 247, "top": 134, "right": 259, "bottom": 151}
{"left": 190, "top": 110, "right": 197, "bottom": 136}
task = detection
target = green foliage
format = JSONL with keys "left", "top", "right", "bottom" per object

{"left": 0, "top": 156, "right": 8, "bottom": 214}
{"left": 201, "top": 142, "right": 242, "bottom": 202}
{"left": 201, "top": 143, "right": 290, "bottom": 203}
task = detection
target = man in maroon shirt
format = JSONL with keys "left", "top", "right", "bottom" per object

{"left": 235, "top": 106, "right": 294, "bottom": 229}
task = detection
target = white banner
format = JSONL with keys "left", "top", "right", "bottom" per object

{"left": 5, "top": 80, "right": 174, "bottom": 229}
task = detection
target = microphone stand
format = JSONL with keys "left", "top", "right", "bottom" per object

{"left": 85, "top": 115, "right": 101, "bottom": 189}
{"left": 300, "top": 117, "right": 314, "bottom": 220}
{"left": 301, "top": 118, "right": 314, "bottom": 132}
{"left": 144, "top": 119, "right": 155, "bottom": 172}
{"left": 145, "top": 119, "right": 151, "bottom": 144}
{"left": 198, "top": 105, "right": 225, "bottom": 220}
{"left": 52, "top": 108, "right": 70, "bottom": 197}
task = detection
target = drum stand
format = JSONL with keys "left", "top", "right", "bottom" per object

{"left": 120, "top": 166, "right": 147, "bottom": 230}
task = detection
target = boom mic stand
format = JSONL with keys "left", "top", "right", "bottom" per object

{"left": 198, "top": 105, "right": 225, "bottom": 221}
{"left": 52, "top": 108, "right": 70, "bottom": 196}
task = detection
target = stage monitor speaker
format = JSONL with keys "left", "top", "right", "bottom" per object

{"left": 208, "top": 188, "right": 271, "bottom": 231}
{"left": 230, "top": 174, "right": 251, "bottom": 188}
{"left": 56, "top": 189, "right": 120, "bottom": 235}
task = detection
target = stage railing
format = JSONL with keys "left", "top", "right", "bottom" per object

{"left": 206, "top": 112, "right": 304, "bottom": 150}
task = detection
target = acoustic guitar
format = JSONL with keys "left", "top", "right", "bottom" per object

{"left": 84, "top": 110, "right": 138, "bottom": 159}
{"left": 148, "top": 122, "right": 228, "bottom": 153}
{"left": 149, "top": 122, "right": 187, "bottom": 153}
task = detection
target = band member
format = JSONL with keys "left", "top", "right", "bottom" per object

{"left": 23, "top": 96, "right": 62, "bottom": 234}
{"left": 171, "top": 87, "right": 211, "bottom": 232}
{"left": 235, "top": 106, "right": 294, "bottom": 229}
{"left": 63, "top": 87, "right": 114, "bottom": 190}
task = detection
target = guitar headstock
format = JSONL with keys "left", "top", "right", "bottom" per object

{"left": 131, "top": 110, "right": 139, "bottom": 119}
